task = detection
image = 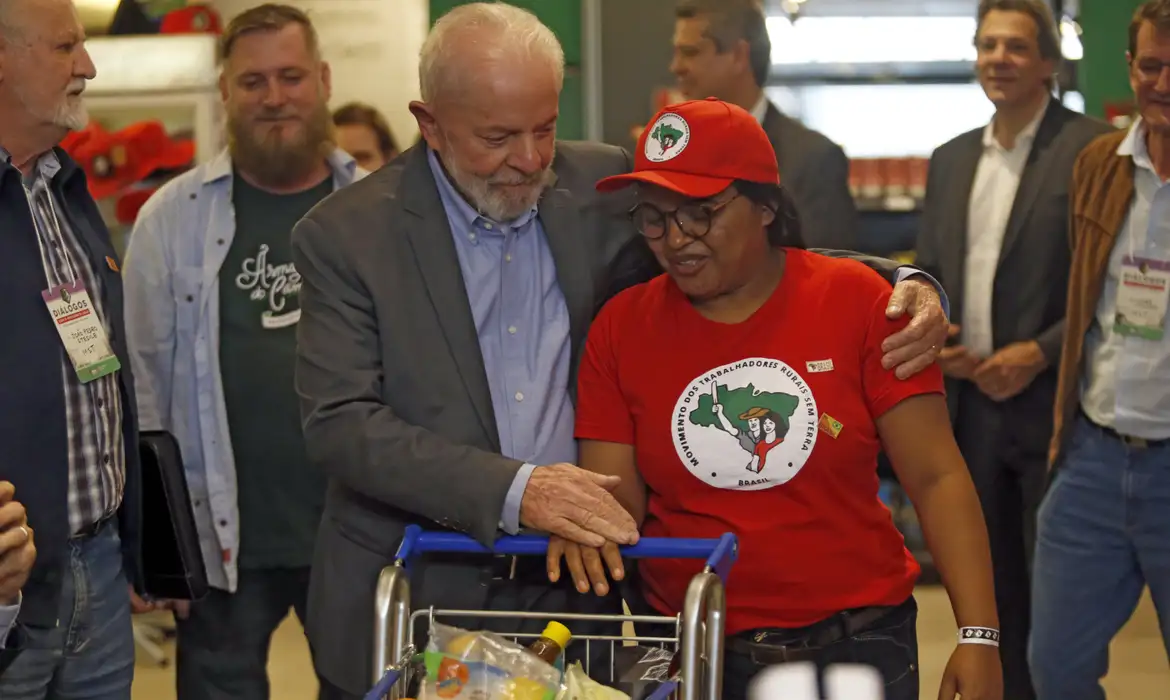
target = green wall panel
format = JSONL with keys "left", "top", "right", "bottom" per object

{"left": 1078, "top": 0, "right": 1144, "bottom": 118}
{"left": 428, "top": 0, "right": 585, "bottom": 140}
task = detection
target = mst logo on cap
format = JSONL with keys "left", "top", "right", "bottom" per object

{"left": 645, "top": 113, "right": 690, "bottom": 163}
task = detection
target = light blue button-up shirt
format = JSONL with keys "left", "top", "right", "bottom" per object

{"left": 122, "top": 149, "right": 363, "bottom": 592}
{"left": 1081, "top": 118, "right": 1170, "bottom": 439}
{"left": 427, "top": 151, "right": 576, "bottom": 533}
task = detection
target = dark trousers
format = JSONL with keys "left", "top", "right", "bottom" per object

{"left": 956, "top": 389, "right": 1045, "bottom": 700}
{"left": 721, "top": 598, "right": 919, "bottom": 700}
{"left": 176, "top": 567, "right": 323, "bottom": 700}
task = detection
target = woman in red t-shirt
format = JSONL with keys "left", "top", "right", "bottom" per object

{"left": 548, "top": 99, "right": 1002, "bottom": 700}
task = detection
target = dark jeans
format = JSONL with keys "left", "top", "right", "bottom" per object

{"left": 722, "top": 597, "right": 919, "bottom": 700}
{"left": 176, "top": 567, "right": 323, "bottom": 700}
{"left": 0, "top": 521, "right": 134, "bottom": 700}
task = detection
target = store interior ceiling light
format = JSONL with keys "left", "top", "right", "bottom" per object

{"left": 766, "top": 15, "right": 978, "bottom": 64}
{"left": 1061, "top": 17, "right": 1084, "bottom": 61}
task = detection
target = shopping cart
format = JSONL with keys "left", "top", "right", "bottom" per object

{"left": 365, "top": 525, "right": 738, "bottom": 700}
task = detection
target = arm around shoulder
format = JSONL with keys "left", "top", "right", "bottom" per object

{"left": 291, "top": 215, "right": 524, "bottom": 544}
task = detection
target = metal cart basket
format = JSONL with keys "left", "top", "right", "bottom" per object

{"left": 365, "top": 525, "right": 738, "bottom": 700}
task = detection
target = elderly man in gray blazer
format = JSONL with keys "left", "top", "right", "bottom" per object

{"left": 293, "top": 4, "right": 951, "bottom": 698}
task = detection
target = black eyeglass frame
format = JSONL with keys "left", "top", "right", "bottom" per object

{"left": 627, "top": 192, "right": 742, "bottom": 240}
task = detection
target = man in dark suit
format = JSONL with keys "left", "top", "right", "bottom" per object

{"left": 0, "top": 482, "right": 36, "bottom": 678}
{"left": 295, "top": 5, "right": 950, "bottom": 699}
{"left": 0, "top": 0, "right": 144, "bottom": 697}
{"left": 915, "top": 2, "right": 1114, "bottom": 697}
{"left": 670, "top": 0, "right": 857, "bottom": 249}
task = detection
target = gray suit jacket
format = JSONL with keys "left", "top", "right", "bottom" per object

{"left": 292, "top": 141, "right": 917, "bottom": 694}
{"left": 914, "top": 100, "right": 1113, "bottom": 457}
{"left": 762, "top": 103, "right": 858, "bottom": 250}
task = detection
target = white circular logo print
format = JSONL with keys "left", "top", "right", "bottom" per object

{"left": 644, "top": 113, "right": 690, "bottom": 163}
{"left": 671, "top": 358, "right": 818, "bottom": 491}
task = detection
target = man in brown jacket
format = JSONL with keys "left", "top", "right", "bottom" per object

{"left": 1029, "top": 2, "right": 1170, "bottom": 697}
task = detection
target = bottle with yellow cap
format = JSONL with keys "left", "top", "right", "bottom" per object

{"left": 526, "top": 621, "right": 571, "bottom": 666}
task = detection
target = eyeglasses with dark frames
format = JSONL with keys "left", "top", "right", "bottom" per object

{"left": 628, "top": 193, "right": 742, "bottom": 240}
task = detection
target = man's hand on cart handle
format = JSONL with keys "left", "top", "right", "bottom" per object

{"left": 519, "top": 464, "right": 639, "bottom": 548}
{"left": 547, "top": 537, "right": 624, "bottom": 596}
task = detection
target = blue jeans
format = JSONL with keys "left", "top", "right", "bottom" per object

{"left": 1029, "top": 416, "right": 1170, "bottom": 700}
{"left": 0, "top": 521, "right": 134, "bottom": 699}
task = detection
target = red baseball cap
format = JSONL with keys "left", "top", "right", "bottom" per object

{"left": 159, "top": 4, "right": 223, "bottom": 35}
{"left": 596, "top": 97, "right": 779, "bottom": 198}
{"left": 73, "top": 121, "right": 195, "bottom": 200}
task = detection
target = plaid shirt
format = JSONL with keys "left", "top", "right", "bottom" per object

{"left": 15, "top": 150, "right": 125, "bottom": 535}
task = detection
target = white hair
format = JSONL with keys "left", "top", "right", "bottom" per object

{"left": 419, "top": 2, "right": 565, "bottom": 103}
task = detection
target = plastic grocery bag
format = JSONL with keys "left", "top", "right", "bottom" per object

{"left": 557, "top": 662, "right": 630, "bottom": 700}
{"left": 418, "top": 623, "right": 563, "bottom": 700}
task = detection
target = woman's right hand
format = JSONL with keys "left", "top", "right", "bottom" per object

{"left": 547, "top": 535, "right": 625, "bottom": 596}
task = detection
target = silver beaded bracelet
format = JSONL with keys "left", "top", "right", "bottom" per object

{"left": 958, "top": 626, "right": 1001, "bottom": 647}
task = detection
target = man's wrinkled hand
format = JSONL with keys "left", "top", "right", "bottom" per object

{"left": 547, "top": 536, "right": 624, "bottom": 596}
{"left": 972, "top": 341, "right": 1047, "bottom": 402}
{"left": 520, "top": 464, "right": 639, "bottom": 548}
{"left": 938, "top": 325, "right": 982, "bottom": 379}
{"left": 0, "top": 482, "right": 35, "bottom": 606}
{"left": 883, "top": 277, "right": 948, "bottom": 379}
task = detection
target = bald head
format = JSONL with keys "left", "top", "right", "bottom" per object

{"left": 419, "top": 2, "right": 564, "bottom": 105}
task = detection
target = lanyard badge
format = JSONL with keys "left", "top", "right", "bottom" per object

{"left": 42, "top": 281, "right": 121, "bottom": 382}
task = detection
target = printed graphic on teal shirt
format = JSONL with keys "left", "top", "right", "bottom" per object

{"left": 220, "top": 171, "right": 332, "bottom": 569}
{"left": 672, "top": 357, "right": 817, "bottom": 491}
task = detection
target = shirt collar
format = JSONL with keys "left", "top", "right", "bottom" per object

{"left": 749, "top": 93, "right": 769, "bottom": 124}
{"left": 425, "top": 147, "right": 540, "bottom": 235}
{"left": 982, "top": 95, "right": 1050, "bottom": 150}
{"left": 201, "top": 146, "right": 361, "bottom": 185}
{"left": 0, "top": 145, "right": 62, "bottom": 184}
{"left": 1117, "top": 117, "right": 1159, "bottom": 176}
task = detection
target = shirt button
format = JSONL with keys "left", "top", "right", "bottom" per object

{"left": 515, "top": 392, "right": 524, "bottom": 402}
{"left": 97, "top": 398, "right": 104, "bottom": 408}
{"left": 508, "top": 325, "right": 517, "bottom": 335}
{"left": 469, "top": 233, "right": 477, "bottom": 242}
{"left": 505, "top": 254, "right": 513, "bottom": 262}
{"left": 484, "top": 222, "right": 493, "bottom": 230}
{"left": 103, "top": 454, "right": 111, "bottom": 465}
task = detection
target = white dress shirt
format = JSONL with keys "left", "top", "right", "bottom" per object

{"left": 962, "top": 98, "right": 1049, "bottom": 358}
{"left": 750, "top": 93, "right": 768, "bottom": 124}
{"left": 1081, "top": 118, "right": 1170, "bottom": 438}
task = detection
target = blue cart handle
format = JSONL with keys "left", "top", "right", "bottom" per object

{"left": 394, "top": 526, "right": 738, "bottom": 581}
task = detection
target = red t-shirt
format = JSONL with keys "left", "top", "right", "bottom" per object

{"left": 575, "top": 249, "right": 944, "bottom": 634}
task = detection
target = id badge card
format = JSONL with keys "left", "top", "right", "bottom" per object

{"left": 42, "top": 281, "right": 121, "bottom": 382}
{"left": 1114, "top": 256, "right": 1170, "bottom": 340}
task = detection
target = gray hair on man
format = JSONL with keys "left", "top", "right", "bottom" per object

{"left": 418, "top": 1, "right": 565, "bottom": 103}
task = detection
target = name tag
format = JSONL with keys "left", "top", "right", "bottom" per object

{"left": 1114, "top": 256, "right": 1170, "bottom": 341}
{"left": 42, "top": 281, "right": 121, "bottom": 382}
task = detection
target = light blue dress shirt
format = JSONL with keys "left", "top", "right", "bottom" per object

{"left": 427, "top": 151, "right": 576, "bottom": 534}
{"left": 1081, "top": 118, "right": 1170, "bottom": 439}
{"left": 0, "top": 595, "right": 18, "bottom": 649}
{"left": 122, "top": 148, "right": 363, "bottom": 592}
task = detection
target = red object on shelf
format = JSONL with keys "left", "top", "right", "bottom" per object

{"left": 71, "top": 121, "right": 195, "bottom": 200}
{"left": 908, "top": 158, "right": 928, "bottom": 197}
{"left": 160, "top": 3, "right": 223, "bottom": 35}
{"left": 883, "top": 158, "right": 910, "bottom": 196}
{"left": 114, "top": 187, "right": 158, "bottom": 225}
